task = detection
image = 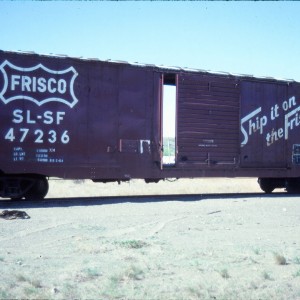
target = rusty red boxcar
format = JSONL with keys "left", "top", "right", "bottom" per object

{"left": 0, "top": 50, "right": 300, "bottom": 199}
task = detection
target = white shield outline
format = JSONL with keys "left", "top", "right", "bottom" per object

{"left": 0, "top": 60, "right": 79, "bottom": 108}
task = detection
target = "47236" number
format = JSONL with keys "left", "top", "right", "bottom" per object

{"left": 5, "top": 128, "right": 70, "bottom": 144}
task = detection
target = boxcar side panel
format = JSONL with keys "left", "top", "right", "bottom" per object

{"left": 240, "top": 80, "right": 300, "bottom": 176}
{"left": 0, "top": 51, "right": 157, "bottom": 180}
{"left": 88, "top": 64, "right": 156, "bottom": 180}
{"left": 240, "top": 80, "right": 288, "bottom": 168}
{"left": 286, "top": 83, "right": 300, "bottom": 173}
{"left": 176, "top": 73, "right": 240, "bottom": 169}
{"left": 0, "top": 52, "right": 90, "bottom": 177}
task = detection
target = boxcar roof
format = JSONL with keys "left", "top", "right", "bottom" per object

{"left": 1, "top": 49, "right": 298, "bottom": 84}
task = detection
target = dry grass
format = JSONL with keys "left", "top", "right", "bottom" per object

{"left": 219, "top": 268, "right": 230, "bottom": 279}
{"left": 293, "top": 257, "right": 300, "bottom": 265}
{"left": 262, "top": 271, "right": 274, "bottom": 281}
{"left": 117, "top": 240, "right": 149, "bottom": 249}
{"left": 1, "top": 179, "right": 300, "bottom": 299}
{"left": 293, "top": 269, "right": 300, "bottom": 278}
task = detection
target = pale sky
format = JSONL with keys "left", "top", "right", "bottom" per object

{"left": 1, "top": 1, "right": 300, "bottom": 80}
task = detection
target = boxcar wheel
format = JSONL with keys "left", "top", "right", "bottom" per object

{"left": 258, "top": 178, "right": 275, "bottom": 194}
{"left": 286, "top": 179, "right": 300, "bottom": 193}
{"left": 25, "top": 177, "right": 49, "bottom": 200}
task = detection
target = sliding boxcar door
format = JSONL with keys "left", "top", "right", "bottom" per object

{"left": 176, "top": 73, "right": 240, "bottom": 169}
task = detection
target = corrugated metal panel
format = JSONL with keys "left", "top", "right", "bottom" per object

{"left": 177, "top": 74, "right": 240, "bottom": 167}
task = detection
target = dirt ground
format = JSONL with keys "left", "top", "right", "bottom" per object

{"left": 0, "top": 178, "right": 300, "bottom": 299}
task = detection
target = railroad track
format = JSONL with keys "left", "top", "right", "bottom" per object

{"left": 0, "top": 192, "right": 293, "bottom": 209}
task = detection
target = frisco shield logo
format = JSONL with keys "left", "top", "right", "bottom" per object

{"left": 0, "top": 60, "right": 79, "bottom": 108}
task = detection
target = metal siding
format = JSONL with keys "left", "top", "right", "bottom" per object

{"left": 87, "top": 62, "right": 119, "bottom": 168}
{"left": 0, "top": 52, "right": 90, "bottom": 176}
{"left": 240, "top": 81, "right": 288, "bottom": 168}
{"left": 2, "top": 50, "right": 300, "bottom": 182}
{"left": 286, "top": 83, "right": 300, "bottom": 171}
{"left": 177, "top": 73, "right": 240, "bottom": 167}
{"left": 118, "top": 66, "right": 148, "bottom": 140}
{"left": 0, "top": 51, "right": 154, "bottom": 180}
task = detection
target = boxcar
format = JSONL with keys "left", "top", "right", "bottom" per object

{"left": 0, "top": 50, "right": 300, "bottom": 199}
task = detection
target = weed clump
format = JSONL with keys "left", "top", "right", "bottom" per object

{"left": 293, "top": 257, "right": 300, "bottom": 265}
{"left": 262, "top": 271, "right": 274, "bottom": 281}
{"left": 293, "top": 269, "right": 300, "bottom": 278}
{"left": 219, "top": 268, "right": 230, "bottom": 279}
{"left": 118, "top": 240, "right": 149, "bottom": 249}
{"left": 274, "top": 253, "right": 287, "bottom": 265}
